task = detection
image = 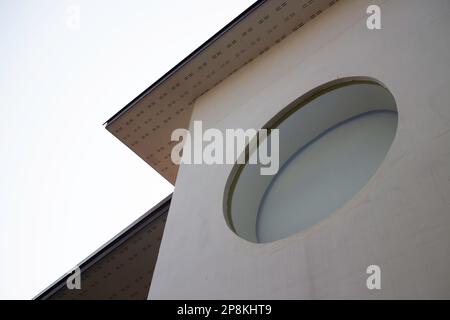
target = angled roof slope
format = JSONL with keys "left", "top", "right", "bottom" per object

{"left": 105, "top": 0, "right": 340, "bottom": 184}
{"left": 35, "top": 195, "right": 171, "bottom": 300}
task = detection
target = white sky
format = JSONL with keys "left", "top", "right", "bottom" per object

{"left": 0, "top": 0, "right": 253, "bottom": 299}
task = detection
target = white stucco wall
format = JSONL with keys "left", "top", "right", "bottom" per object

{"left": 149, "top": 0, "right": 450, "bottom": 299}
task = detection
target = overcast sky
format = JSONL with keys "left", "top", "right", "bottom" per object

{"left": 0, "top": 0, "right": 253, "bottom": 299}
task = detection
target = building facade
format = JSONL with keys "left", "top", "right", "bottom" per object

{"left": 40, "top": 0, "right": 450, "bottom": 299}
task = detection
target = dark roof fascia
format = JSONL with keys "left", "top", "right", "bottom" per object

{"left": 104, "top": 0, "right": 266, "bottom": 126}
{"left": 33, "top": 193, "right": 172, "bottom": 300}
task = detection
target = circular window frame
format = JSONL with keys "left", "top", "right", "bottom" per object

{"left": 223, "top": 76, "right": 398, "bottom": 243}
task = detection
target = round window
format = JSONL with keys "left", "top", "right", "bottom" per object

{"left": 225, "top": 80, "right": 398, "bottom": 243}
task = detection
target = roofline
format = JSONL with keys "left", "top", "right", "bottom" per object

{"left": 33, "top": 193, "right": 172, "bottom": 300}
{"left": 103, "top": 0, "right": 266, "bottom": 126}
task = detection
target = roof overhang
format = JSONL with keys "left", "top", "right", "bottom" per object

{"left": 34, "top": 195, "right": 172, "bottom": 300}
{"left": 105, "top": 0, "right": 340, "bottom": 184}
